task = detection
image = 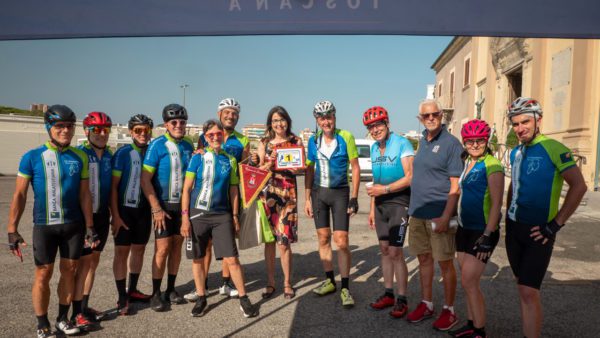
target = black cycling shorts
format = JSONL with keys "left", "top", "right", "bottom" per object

{"left": 155, "top": 203, "right": 183, "bottom": 239}
{"left": 505, "top": 218, "right": 554, "bottom": 289}
{"left": 311, "top": 186, "right": 350, "bottom": 232}
{"left": 33, "top": 222, "right": 85, "bottom": 266}
{"left": 456, "top": 226, "right": 500, "bottom": 264}
{"left": 114, "top": 206, "right": 152, "bottom": 246}
{"left": 374, "top": 202, "right": 409, "bottom": 247}
{"left": 190, "top": 213, "right": 238, "bottom": 260}
{"left": 82, "top": 212, "right": 111, "bottom": 256}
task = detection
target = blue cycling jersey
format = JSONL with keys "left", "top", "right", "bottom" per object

{"left": 306, "top": 129, "right": 358, "bottom": 188}
{"left": 508, "top": 134, "right": 576, "bottom": 225}
{"left": 112, "top": 143, "right": 147, "bottom": 208}
{"left": 458, "top": 154, "right": 504, "bottom": 230}
{"left": 371, "top": 132, "right": 414, "bottom": 203}
{"left": 143, "top": 133, "right": 194, "bottom": 204}
{"left": 18, "top": 142, "right": 89, "bottom": 226}
{"left": 186, "top": 148, "right": 239, "bottom": 215}
{"left": 78, "top": 142, "right": 112, "bottom": 214}
{"left": 199, "top": 130, "right": 249, "bottom": 163}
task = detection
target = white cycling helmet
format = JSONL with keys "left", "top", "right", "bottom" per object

{"left": 507, "top": 97, "right": 543, "bottom": 119}
{"left": 218, "top": 98, "right": 241, "bottom": 113}
{"left": 313, "top": 100, "right": 336, "bottom": 118}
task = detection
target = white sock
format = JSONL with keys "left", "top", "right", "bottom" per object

{"left": 443, "top": 305, "right": 455, "bottom": 313}
{"left": 422, "top": 300, "right": 433, "bottom": 311}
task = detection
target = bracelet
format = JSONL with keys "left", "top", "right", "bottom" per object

{"left": 232, "top": 214, "right": 239, "bottom": 218}
{"left": 181, "top": 210, "right": 189, "bottom": 216}
{"left": 151, "top": 208, "right": 163, "bottom": 214}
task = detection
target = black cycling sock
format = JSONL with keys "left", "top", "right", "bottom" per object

{"left": 341, "top": 277, "right": 349, "bottom": 290}
{"left": 468, "top": 320, "right": 474, "bottom": 328}
{"left": 82, "top": 295, "right": 90, "bottom": 310}
{"left": 222, "top": 276, "right": 231, "bottom": 284}
{"left": 474, "top": 327, "right": 486, "bottom": 336}
{"left": 57, "top": 303, "right": 70, "bottom": 322}
{"left": 396, "top": 294, "right": 407, "bottom": 304}
{"left": 71, "top": 300, "right": 83, "bottom": 319}
{"left": 116, "top": 279, "right": 127, "bottom": 302}
{"left": 205, "top": 277, "right": 209, "bottom": 290}
{"left": 128, "top": 273, "right": 140, "bottom": 292}
{"left": 384, "top": 288, "right": 394, "bottom": 298}
{"left": 152, "top": 278, "right": 162, "bottom": 295}
{"left": 36, "top": 314, "right": 50, "bottom": 330}
{"left": 166, "top": 274, "right": 177, "bottom": 293}
{"left": 325, "top": 271, "right": 335, "bottom": 285}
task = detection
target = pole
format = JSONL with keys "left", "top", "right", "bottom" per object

{"left": 180, "top": 84, "right": 189, "bottom": 108}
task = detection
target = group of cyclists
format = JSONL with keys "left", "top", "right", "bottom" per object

{"left": 6, "top": 96, "right": 587, "bottom": 338}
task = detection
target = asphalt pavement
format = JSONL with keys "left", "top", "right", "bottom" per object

{"left": 1, "top": 176, "right": 599, "bottom": 337}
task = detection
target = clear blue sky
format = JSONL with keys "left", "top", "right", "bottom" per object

{"left": 0, "top": 35, "right": 451, "bottom": 137}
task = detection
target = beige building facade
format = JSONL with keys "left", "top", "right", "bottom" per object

{"left": 432, "top": 37, "right": 600, "bottom": 191}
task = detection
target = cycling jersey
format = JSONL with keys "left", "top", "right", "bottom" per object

{"left": 306, "top": 129, "right": 358, "bottom": 188}
{"left": 112, "top": 143, "right": 147, "bottom": 208}
{"left": 199, "top": 130, "right": 248, "bottom": 162}
{"left": 458, "top": 153, "right": 503, "bottom": 230}
{"left": 143, "top": 133, "right": 194, "bottom": 204}
{"left": 17, "top": 141, "right": 89, "bottom": 226}
{"left": 508, "top": 134, "right": 576, "bottom": 225}
{"left": 78, "top": 142, "right": 112, "bottom": 214}
{"left": 186, "top": 148, "right": 239, "bottom": 215}
{"left": 371, "top": 132, "right": 414, "bottom": 204}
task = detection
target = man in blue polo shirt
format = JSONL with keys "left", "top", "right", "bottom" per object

{"left": 407, "top": 99, "right": 463, "bottom": 331}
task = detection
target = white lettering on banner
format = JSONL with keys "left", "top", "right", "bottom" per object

{"left": 280, "top": 0, "right": 291, "bottom": 10}
{"left": 230, "top": 0, "right": 241, "bottom": 11}
{"left": 89, "top": 161, "right": 100, "bottom": 213}
{"left": 43, "top": 150, "right": 63, "bottom": 225}
{"left": 124, "top": 150, "right": 142, "bottom": 207}
{"left": 196, "top": 152, "right": 216, "bottom": 211}
{"left": 258, "top": 0, "right": 268, "bottom": 10}
{"left": 165, "top": 141, "right": 183, "bottom": 203}
{"left": 228, "top": 0, "right": 379, "bottom": 11}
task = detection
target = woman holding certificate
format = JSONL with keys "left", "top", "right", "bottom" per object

{"left": 258, "top": 106, "right": 304, "bottom": 300}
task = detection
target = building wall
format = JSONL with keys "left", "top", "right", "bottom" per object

{"left": 433, "top": 37, "right": 600, "bottom": 190}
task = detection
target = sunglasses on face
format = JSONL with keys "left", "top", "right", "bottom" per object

{"left": 464, "top": 138, "right": 487, "bottom": 146}
{"left": 168, "top": 119, "right": 187, "bottom": 127}
{"left": 418, "top": 111, "right": 442, "bottom": 120}
{"left": 367, "top": 121, "right": 386, "bottom": 131}
{"left": 205, "top": 131, "right": 224, "bottom": 140}
{"left": 53, "top": 123, "right": 75, "bottom": 130}
{"left": 87, "top": 126, "right": 111, "bottom": 135}
{"left": 132, "top": 126, "right": 151, "bottom": 135}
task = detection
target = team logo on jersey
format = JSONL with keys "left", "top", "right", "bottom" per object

{"left": 373, "top": 155, "right": 398, "bottom": 164}
{"left": 219, "top": 158, "right": 231, "bottom": 175}
{"left": 432, "top": 145, "right": 440, "bottom": 153}
{"left": 65, "top": 160, "right": 80, "bottom": 176}
{"left": 526, "top": 157, "right": 542, "bottom": 175}
{"left": 560, "top": 152, "right": 572, "bottom": 164}
{"left": 466, "top": 168, "right": 481, "bottom": 183}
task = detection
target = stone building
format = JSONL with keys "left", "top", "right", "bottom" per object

{"left": 432, "top": 37, "right": 600, "bottom": 190}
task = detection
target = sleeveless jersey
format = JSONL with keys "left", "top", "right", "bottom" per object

{"left": 18, "top": 141, "right": 89, "bottom": 226}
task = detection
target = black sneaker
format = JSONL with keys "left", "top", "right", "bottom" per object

{"left": 239, "top": 296, "right": 259, "bottom": 318}
{"left": 191, "top": 296, "right": 208, "bottom": 317}
{"left": 448, "top": 322, "right": 475, "bottom": 337}
{"left": 37, "top": 327, "right": 56, "bottom": 338}
{"left": 151, "top": 292, "right": 169, "bottom": 312}
{"left": 165, "top": 290, "right": 187, "bottom": 305}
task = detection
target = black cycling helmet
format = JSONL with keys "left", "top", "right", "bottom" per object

{"left": 44, "top": 104, "right": 76, "bottom": 131}
{"left": 162, "top": 103, "right": 188, "bottom": 122}
{"left": 128, "top": 114, "right": 154, "bottom": 130}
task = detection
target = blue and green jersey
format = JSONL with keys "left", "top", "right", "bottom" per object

{"left": 18, "top": 142, "right": 89, "bottom": 226}
{"left": 112, "top": 143, "right": 146, "bottom": 208}
{"left": 508, "top": 134, "right": 577, "bottom": 225}
{"left": 458, "top": 153, "right": 504, "bottom": 230}
{"left": 78, "top": 142, "right": 112, "bottom": 214}
{"left": 186, "top": 148, "right": 239, "bottom": 215}
{"left": 143, "top": 133, "right": 194, "bottom": 204}
{"left": 306, "top": 129, "right": 358, "bottom": 188}
{"left": 199, "top": 130, "right": 249, "bottom": 163}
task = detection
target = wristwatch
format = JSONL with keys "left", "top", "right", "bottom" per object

{"left": 385, "top": 185, "right": 391, "bottom": 193}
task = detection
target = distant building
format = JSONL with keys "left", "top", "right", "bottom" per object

{"left": 242, "top": 123, "right": 267, "bottom": 141}
{"left": 29, "top": 103, "right": 48, "bottom": 112}
{"left": 299, "top": 128, "right": 314, "bottom": 145}
{"left": 403, "top": 130, "right": 422, "bottom": 139}
{"left": 426, "top": 85, "right": 435, "bottom": 99}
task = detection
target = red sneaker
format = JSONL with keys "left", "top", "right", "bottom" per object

{"left": 432, "top": 308, "right": 458, "bottom": 331}
{"left": 407, "top": 302, "right": 434, "bottom": 323}
{"left": 74, "top": 313, "right": 99, "bottom": 331}
{"left": 129, "top": 289, "right": 152, "bottom": 302}
{"left": 389, "top": 302, "right": 408, "bottom": 319}
{"left": 369, "top": 294, "right": 395, "bottom": 310}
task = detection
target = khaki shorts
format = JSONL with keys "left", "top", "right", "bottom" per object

{"left": 408, "top": 217, "right": 456, "bottom": 261}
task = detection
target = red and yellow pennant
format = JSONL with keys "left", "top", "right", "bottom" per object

{"left": 239, "top": 164, "right": 271, "bottom": 209}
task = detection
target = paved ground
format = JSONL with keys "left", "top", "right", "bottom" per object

{"left": 1, "top": 176, "right": 599, "bottom": 337}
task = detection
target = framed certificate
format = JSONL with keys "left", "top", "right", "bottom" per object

{"left": 274, "top": 145, "right": 306, "bottom": 171}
